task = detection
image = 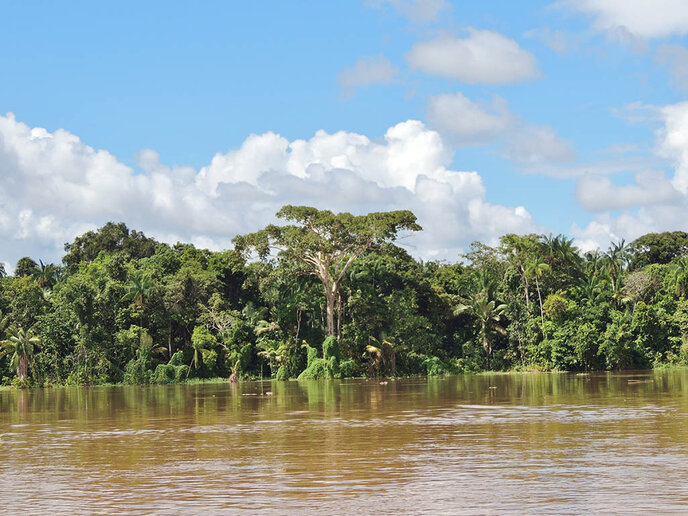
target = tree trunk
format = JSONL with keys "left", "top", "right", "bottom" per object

{"left": 295, "top": 309, "right": 302, "bottom": 345}
{"left": 520, "top": 265, "right": 530, "bottom": 308}
{"left": 168, "top": 320, "right": 173, "bottom": 357}
{"left": 322, "top": 279, "right": 338, "bottom": 337}
{"left": 325, "top": 291, "right": 336, "bottom": 337}
{"left": 17, "top": 355, "right": 28, "bottom": 384}
{"left": 336, "top": 292, "right": 342, "bottom": 340}
{"left": 535, "top": 276, "right": 545, "bottom": 330}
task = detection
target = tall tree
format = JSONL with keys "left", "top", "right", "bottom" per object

{"left": 233, "top": 205, "right": 421, "bottom": 337}
{"left": 124, "top": 270, "right": 156, "bottom": 347}
{"left": 33, "top": 260, "right": 60, "bottom": 290}
{"left": 14, "top": 257, "right": 40, "bottom": 278}
{"left": 629, "top": 231, "right": 688, "bottom": 269}
{"left": 526, "top": 258, "right": 550, "bottom": 329}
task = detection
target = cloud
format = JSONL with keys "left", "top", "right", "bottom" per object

{"left": 337, "top": 55, "right": 398, "bottom": 98}
{"left": 366, "top": 0, "right": 448, "bottom": 24}
{"left": 425, "top": 92, "right": 575, "bottom": 163}
{"left": 0, "top": 113, "right": 538, "bottom": 267}
{"left": 575, "top": 170, "right": 681, "bottom": 211}
{"left": 655, "top": 45, "right": 688, "bottom": 92}
{"left": 504, "top": 125, "right": 577, "bottom": 163}
{"left": 657, "top": 101, "right": 688, "bottom": 192}
{"left": 523, "top": 27, "right": 581, "bottom": 53}
{"left": 406, "top": 29, "right": 540, "bottom": 84}
{"left": 426, "top": 92, "right": 515, "bottom": 145}
{"left": 571, "top": 101, "right": 688, "bottom": 249}
{"left": 556, "top": 0, "right": 688, "bottom": 39}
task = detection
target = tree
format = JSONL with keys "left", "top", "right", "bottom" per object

{"left": 604, "top": 240, "right": 631, "bottom": 290}
{"left": 455, "top": 293, "right": 507, "bottom": 369}
{"left": 365, "top": 335, "right": 405, "bottom": 376}
{"left": 669, "top": 257, "right": 688, "bottom": 297}
{"left": 526, "top": 258, "right": 550, "bottom": 329}
{"left": 14, "top": 257, "right": 39, "bottom": 278}
{"left": 124, "top": 270, "right": 155, "bottom": 309}
{"left": 233, "top": 205, "right": 421, "bottom": 337}
{"left": 499, "top": 234, "right": 541, "bottom": 309}
{"left": 124, "top": 270, "right": 155, "bottom": 345}
{"left": 1, "top": 327, "right": 41, "bottom": 384}
{"left": 629, "top": 231, "right": 688, "bottom": 269}
{"left": 63, "top": 222, "right": 157, "bottom": 273}
{"left": 189, "top": 325, "right": 216, "bottom": 374}
{"left": 33, "top": 260, "right": 60, "bottom": 290}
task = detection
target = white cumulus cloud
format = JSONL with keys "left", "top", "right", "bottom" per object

{"left": 406, "top": 29, "right": 540, "bottom": 84}
{"left": 556, "top": 0, "right": 688, "bottom": 39}
{"left": 504, "top": 125, "right": 577, "bottom": 163}
{"left": 571, "top": 101, "right": 688, "bottom": 249}
{"left": 0, "top": 113, "right": 538, "bottom": 267}
{"left": 426, "top": 92, "right": 515, "bottom": 145}
{"left": 575, "top": 170, "right": 681, "bottom": 211}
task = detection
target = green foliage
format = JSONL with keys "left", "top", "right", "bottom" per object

{"left": 421, "top": 355, "right": 454, "bottom": 376}
{"left": 339, "top": 359, "right": 356, "bottom": 378}
{"left": 6, "top": 209, "right": 688, "bottom": 387}
{"left": 14, "top": 257, "right": 40, "bottom": 278}
{"left": 629, "top": 231, "right": 688, "bottom": 270}
{"left": 322, "top": 336, "right": 340, "bottom": 361}
{"left": 168, "top": 350, "right": 185, "bottom": 366}
{"left": 297, "top": 339, "right": 338, "bottom": 380}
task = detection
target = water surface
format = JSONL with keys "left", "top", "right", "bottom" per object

{"left": 2, "top": 371, "right": 688, "bottom": 514}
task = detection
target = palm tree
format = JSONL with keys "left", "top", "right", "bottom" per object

{"left": 0, "top": 327, "right": 41, "bottom": 385}
{"left": 542, "top": 234, "right": 583, "bottom": 287}
{"left": 579, "top": 272, "right": 606, "bottom": 303}
{"left": 669, "top": 257, "right": 688, "bottom": 297}
{"left": 257, "top": 339, "right": 286, "bottom": 376}
{"left": 124, "top": 270, "right": 155, "bottom": 309}
{"left": 366, "top": 335, "right": 406, "bottom": 376}
{"left": 33, "top": 260, "right": 59, "bottom": 290}
{"left": 604, "top": 240, "right": 631, "bottom": 290}
{"left": 584, "top": 249, "right": 604, "bottom": 277}
{"left": 124, "top": 270, "right": 155, "bottom": 346}
{"left": 455, "top": 293, "right": 507, "bottom": 369}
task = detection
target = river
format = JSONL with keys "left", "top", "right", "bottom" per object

{"left": 2, "top": 371, "right": 688, "bottom": 514}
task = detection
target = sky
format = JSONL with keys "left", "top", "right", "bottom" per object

{"left": 2, "top": 0, "right": 688, "bottom": 269}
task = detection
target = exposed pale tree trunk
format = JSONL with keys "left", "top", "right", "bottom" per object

{"left": 535, "top": 275, "right": 545, "bottom": 329}
{"left": 521, "top": 264, "right": 530, "bottom": 308}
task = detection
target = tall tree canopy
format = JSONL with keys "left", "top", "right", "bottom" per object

{"left": 233, "top": 205, "right": 421, "bottom": 337}
{"left": 629, "top": 231, "right": 688, "bottom": 270}
{"left": 63, "top": 222, "right": 157, "bottom": 272}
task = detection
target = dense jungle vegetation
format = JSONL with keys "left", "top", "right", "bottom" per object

{"left": 3, "top": 205, "right": 688, "bottom": 387}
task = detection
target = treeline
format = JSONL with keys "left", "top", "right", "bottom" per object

{"left": 2, "top": 206, "right": 688, "bottom": 387}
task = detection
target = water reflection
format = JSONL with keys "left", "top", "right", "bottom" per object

{"left": 2, "top": 371, "right": 688, "bottom": 513}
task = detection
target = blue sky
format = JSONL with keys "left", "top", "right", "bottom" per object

{"left": 2, "top": 0, "right": 688, "bottom": 266}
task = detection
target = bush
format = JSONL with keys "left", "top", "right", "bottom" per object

{"left": 422, "top": 355, "right": 454, "bottom": 376}
{"left": 168, "top": 350, "right": 185, "bottom": 366}
{"left": 339, "top": 359, "right": 356, "bottom": 378}
{"left": 153, "top": 363, "right": 187, "bottom": 384}
{"left": 297, "top": 340, "right": 338, "bottom": 380}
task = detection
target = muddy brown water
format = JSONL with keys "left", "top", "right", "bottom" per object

{"left": 2, "top": 371, "right": 688, "bottom": 514}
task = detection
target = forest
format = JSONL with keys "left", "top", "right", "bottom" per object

{"left": 2, "top": 205, "right": 688, "bottom": 387}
